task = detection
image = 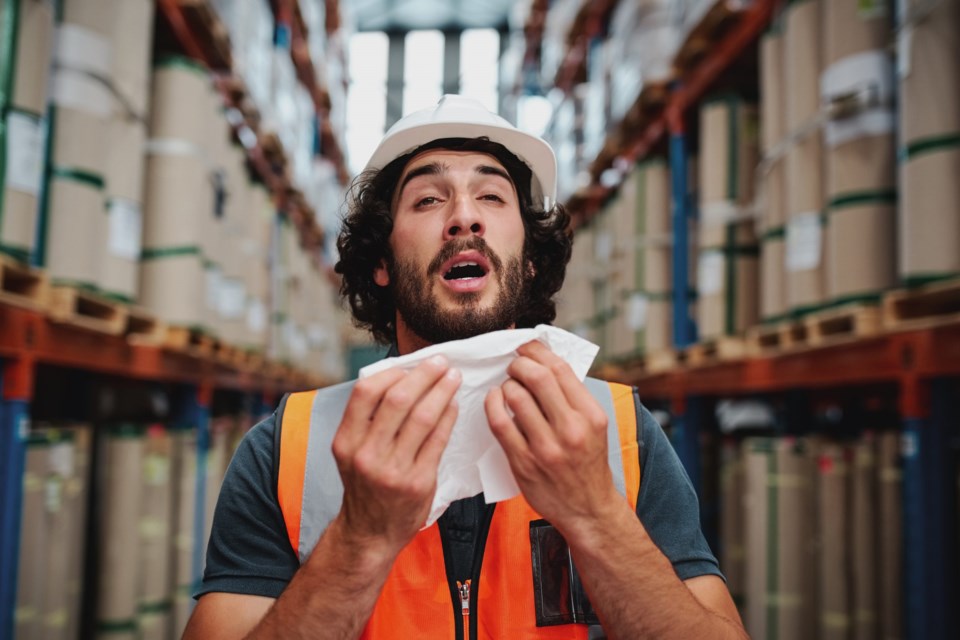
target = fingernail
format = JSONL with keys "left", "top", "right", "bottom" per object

{"left": 446, "top": 367, "right": 461, "bottom": 381}
{"left": 429, "top": 354, "right": 448, "bottom": 367}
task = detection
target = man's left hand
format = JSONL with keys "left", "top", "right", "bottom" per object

{"left": 484, "top": 340, "right": 622, "bottom": 535}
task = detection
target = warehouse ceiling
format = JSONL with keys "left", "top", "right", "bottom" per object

{"left": 344, "top": 0, "right": 515, "bottom": 32}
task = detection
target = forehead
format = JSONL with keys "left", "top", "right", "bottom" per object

{"left": 398, "top": 149, "right": 512, "bottom": 182}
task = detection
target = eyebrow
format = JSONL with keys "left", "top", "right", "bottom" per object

{"left": 396, "top": 162, "right": 514, "bottom": 200}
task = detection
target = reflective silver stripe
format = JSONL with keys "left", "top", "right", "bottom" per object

{"left": 298, "top": 380, "right": 356, "bottom": 562}
{"left": 294, "top": 377, "right": 632, "bottom": 563}
{"left": 583, "top": 377, "right": 628, "bottom": 500}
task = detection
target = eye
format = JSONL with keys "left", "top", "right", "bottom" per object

{"left": 414, "top": 196, "right": 440, "bottom": 208}
{"left": 480, "top": 193, "right": 505, "bottom": 203}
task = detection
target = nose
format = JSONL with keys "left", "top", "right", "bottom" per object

{"left": 444, "top": 196, "right": 485, "bottom": 240}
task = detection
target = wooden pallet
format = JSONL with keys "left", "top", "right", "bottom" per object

{"left": 0, "top": 254, "right": 49, "bottom": 310}
{"left": 125, "top": 306, "right": 167, "bottom": 346}
{"left": 646, "top": 349, "right": 683, "bottom": 374}
{"left": 803, "top": 304, "right": 881, "bottom": 346}
{"left": 165, "top": 325, "right": 215, "bottom": 356}
{"left": 686, "top": 336, "right": 747, "bottom": 367}
{"left": 883, "top": 278, "right": 960, "bottom": 330}
{"left": 47, "top": 287, "right": 127, "bottom": 335}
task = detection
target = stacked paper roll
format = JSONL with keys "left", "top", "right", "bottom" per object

{"left": 44, "top": 0, "right": 116, "bottom": 288}
{"left": 0, "top": 0, "right": 55, "bottom": 263}
{"left": 140, "top": 57, "right": 216, "bottom": 328}
{"left": 137, "top": 426, "right": 173, "bottom": 640}
{"left": 784, "top": 0, "right": 827, "bottom": 314}
{"left": 96, "top": 425, "right": 146, "bottom": 640}
{"left": 898, "top": 0, "right": 960, "bottom": 283}
{"left": 822, "top": 0, "right": 897, "bottom": 303}
{"left": 101, "top": 0, "right": 154, "bottom": 301}
{"left": 697, "top": 97, "right": 760, "bottom": 339}
{"left": 759, "top": 26, "right": 788, "bottom": 320}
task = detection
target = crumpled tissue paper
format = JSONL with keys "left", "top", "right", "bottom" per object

{"left": 359, "top": 324, "right": 599, "bottom": 526}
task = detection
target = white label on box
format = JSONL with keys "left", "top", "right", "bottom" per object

{"left": 206, "top": 264, "right": 223, "bottom": 311}
{"left": 108, "top": 198, "right": 143, "bottom": 261}
{"left": 786, "top": 212, "right": 823, "bottom": 272}
{"left": 626, "top": 293, "right": 649, "bottom": 330}
{"left": 5, "top": 112, "right": 45, "bottom": 195}
{"left": 595, "top": 231, "right": 613, "bottom": 262}
{"left": 218, "top": 277, "right": 247, "bottom": 320}
{"left": 48, "top": 442, "right": 75, "bottom": 477}
{"left": 247, "top": 298, "right": 267, "bottom": 334}
{"left": 307, "top": 323, "right": 328, "bottom": 348}
{"left": 698, "top": 250, "right": 725, "bottom": 295}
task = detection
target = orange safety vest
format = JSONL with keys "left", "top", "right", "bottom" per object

{"left": 277, "top": 378, "right": 641, "bottom": 639}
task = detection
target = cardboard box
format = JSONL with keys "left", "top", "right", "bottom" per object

{"left": 827, "top": 202, "right": 896, "bottom": 299}
{"left": 899, "top": 146, "right": 960, "bottom": 280}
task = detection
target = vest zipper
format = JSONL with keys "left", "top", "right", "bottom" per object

{"left": 457, "top": 580, "right": 471, "bottom": 640}
{"left": 439, "top": 502, "right": 496, "bottom": 640}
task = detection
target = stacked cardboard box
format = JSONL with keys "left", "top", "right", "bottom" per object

{"left": 0, "top": 0, "right": 55, "bottom": 263}
{"left": 897, "top": 0, "right": 960, "bottom": 284}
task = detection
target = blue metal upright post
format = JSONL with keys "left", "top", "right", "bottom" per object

{"left": 669, "top": 111, "right": 697, "bottom": 349}
{"left": 0, "top": 360, "right": 31, "bottom": 639}
{"left": 902, "top": 378, "right": 958, "bottom": 640}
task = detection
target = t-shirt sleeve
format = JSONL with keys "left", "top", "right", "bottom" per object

{"left": 634, "top": 400, "right": 724, "bottom": 582}
{"left": 194, "top": 412, "right": 300, "bottom": 599}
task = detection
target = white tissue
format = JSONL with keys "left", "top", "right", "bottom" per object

{"left": 358, "top": 325, "right": 599, "bottom": 527}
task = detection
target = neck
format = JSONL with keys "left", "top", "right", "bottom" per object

{"left": 394, "top": 316, "right": 432, "bottom": 356}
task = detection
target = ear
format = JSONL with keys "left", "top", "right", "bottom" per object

{"left": 374, "top": 260, "right": 390, "bottom": 287}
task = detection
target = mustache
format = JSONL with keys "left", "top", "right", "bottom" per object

{"left": 427, "top": 236, "right": 504, "bottom": 275}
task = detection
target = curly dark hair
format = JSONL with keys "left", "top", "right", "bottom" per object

{"left": 335, "top": 137, "right": 572, "bottom": 345}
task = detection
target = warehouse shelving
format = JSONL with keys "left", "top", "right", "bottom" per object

{"left": 535, "top": 0, "right": 958, "bottom": 637}
{"left": 1, "top": 1, "right": 352, "bottom": 636}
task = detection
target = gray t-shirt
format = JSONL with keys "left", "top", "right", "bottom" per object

{"left": 196, "top": 395, "right": 722, "bottom": 599}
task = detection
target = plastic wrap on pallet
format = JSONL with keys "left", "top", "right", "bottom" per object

{"left": 581, "top": 38, "right": 610, "bottom": 167}
{"left": 0, "top": 0, "right": 55, "bottom": 263}
{"left": 545, "top": 94, "right": 584, "bottom": 203}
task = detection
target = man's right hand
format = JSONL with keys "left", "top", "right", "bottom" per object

{"left": 331, "top": 355, "right": 461, "bottom": 556}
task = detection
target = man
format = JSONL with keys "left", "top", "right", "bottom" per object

{"left": 184, "top": 95, "right": 746, "bottom": 639}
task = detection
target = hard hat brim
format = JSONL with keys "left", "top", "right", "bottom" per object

{"left": 364, "top": 121, "right": 558, "bottom": 210}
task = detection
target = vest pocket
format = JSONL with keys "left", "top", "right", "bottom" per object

{"left": 529, "top": 519, "right": 600, "bottom": 627}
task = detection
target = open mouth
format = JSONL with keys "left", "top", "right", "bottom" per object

{"left": 438, "top": 251, "right": 492, "bottom": 292}
{"left": 443, "top": 261, "right": 487, "bottom": 280}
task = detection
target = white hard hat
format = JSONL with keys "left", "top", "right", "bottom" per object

{"left": 364, "top": 94, "right": 558, "bottom": 210}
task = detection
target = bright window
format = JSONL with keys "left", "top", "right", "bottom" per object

{"left": 346, "top": 32, "right": 389, "bottom": 174}
{"left": 460, "top": 28, "right": 500, "bottom": 113}
{"left": 403, "top": 30, "right": 445, "bottom": 115}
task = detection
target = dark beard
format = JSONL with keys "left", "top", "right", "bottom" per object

{"left": 388, "top": 237, "right": 527, "bottom": 345}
